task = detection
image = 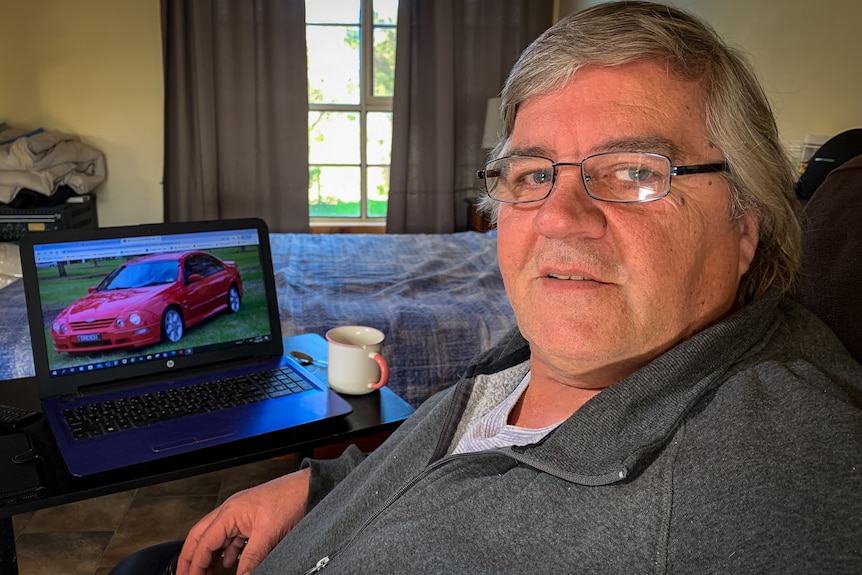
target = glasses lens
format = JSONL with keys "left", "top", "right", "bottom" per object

{"left": 483, "top": 157, "right": 554, "bottom": 203}
{"left": 582, "top": 152, "right": 671, "bottom": 202}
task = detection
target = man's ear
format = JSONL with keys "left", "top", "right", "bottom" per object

{"left": 737, "top": 210, "right": 759, "bottom": 277}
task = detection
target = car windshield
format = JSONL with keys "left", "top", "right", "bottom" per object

{"left": 101, "top": 261, "right": 179, "bottom": 290}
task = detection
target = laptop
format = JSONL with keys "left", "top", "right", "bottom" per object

{"left": 18, "top": 218, "right": 352, "bottom": 477}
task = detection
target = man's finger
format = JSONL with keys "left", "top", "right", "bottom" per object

{"left": 235, "top": 540, "right": 271, "bottom": 575}
{"left": 221, "top": 535, "right": 247, "bottom": 569}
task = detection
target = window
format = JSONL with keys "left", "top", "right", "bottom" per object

{"left": 306, "top": 0, "right": 398, "bottom": 222}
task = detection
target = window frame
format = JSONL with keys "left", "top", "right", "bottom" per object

{"left": 307, "top": 0, "right": 396, "bottom": 226}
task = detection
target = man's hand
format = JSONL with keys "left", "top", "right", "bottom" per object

{"left": 177, "top": 467, "right": 311, "bottom": 575}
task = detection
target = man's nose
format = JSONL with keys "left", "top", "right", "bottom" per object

{"left": 533, "top": 168, "right": 608, "bottom": 237}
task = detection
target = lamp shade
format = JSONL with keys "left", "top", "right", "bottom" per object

{"left": 482, "top": 97, "right": 503, "bottom": 150}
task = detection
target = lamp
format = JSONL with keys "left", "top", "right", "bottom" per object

{"left": 482, "top": 97, "right": 503, "bottom": 150}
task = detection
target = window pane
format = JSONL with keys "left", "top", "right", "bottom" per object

{"left": 373, "top": 28, "right": 396, "bottom": 97}
{"left": 309, "top": 111, "right": 360, "bottom": 164}
{"left": 306, "top": 1, "right": 397, "bottom": 222}
{"left": 373, "top": 0, "right": 398, "bottom": 24}
{"left": 306, "top": 0, "right": 360, "bottom": 24}
{"left": 367, "top": 112, "right": 392, "bottom": 164}
{"left": 367, "top": 166, "right": 390, "bottom": 218}
{"left": 307, "top": 26, "right": 360, "bottom": 104}
{"left": 309, "top": 166, "right": 361, "bottom": 218}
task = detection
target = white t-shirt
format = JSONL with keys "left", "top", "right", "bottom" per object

{"left": 452, "top": 372, "right": 562, "bottom": 454}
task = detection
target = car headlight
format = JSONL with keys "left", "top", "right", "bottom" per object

{"left": 129, "top": 313, "right": 142, "bottom": 326}
{"left": 116, "top": 318, "right": 125, "bottom": 328}
{"left": 53, "top": 322, "right": 66, "bottom": 334}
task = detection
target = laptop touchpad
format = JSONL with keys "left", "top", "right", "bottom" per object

{"left": 152, "top": 430, "right": 238, "bottom": 452}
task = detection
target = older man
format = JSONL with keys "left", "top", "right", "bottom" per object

{"left": 115, "top": 2, "right": 862, "bottom": 574}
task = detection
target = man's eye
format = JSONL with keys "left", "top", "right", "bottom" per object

{"left": 616, "top": 167, "right": 656, "bottom": 182}
{"left": 522, "top": 169, "right": 552, "bottom": 186}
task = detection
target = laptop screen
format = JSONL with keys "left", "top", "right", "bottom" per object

{"left": 19, "top": 219, "right": 283, "bottom": 398}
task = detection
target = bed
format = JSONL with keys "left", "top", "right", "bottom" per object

{"left": 0, "top": 231, "right": 517, "bottom": 407}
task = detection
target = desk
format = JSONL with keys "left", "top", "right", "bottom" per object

{"left": 0, "top": 334, "right": 415, "bottom": 574}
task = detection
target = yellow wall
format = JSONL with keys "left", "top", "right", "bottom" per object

{"left": 558, "top": 0, "right": 862, "bottom": 145}
{"left": 0, "top": 0, "right": 163, "bottom": 227}
{"left": 1, "top": 0, "right": 856, "bottom": 229}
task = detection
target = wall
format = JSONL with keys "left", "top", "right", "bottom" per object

{"left": 557, "top": 0, "right": 862, "bottom": 145}
{"left": 1, "top": 1, "right": 856, "bottom": 228}
{"left": 0, "top": 0, "right": 163, "bottom": 227}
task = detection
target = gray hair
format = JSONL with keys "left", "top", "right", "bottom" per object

{"left": 480, "top": 0, "right": 800, "bottom": 305}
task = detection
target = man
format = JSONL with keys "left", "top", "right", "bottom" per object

{"left": 116, "top": 2, "right": 862, "bottom": 573}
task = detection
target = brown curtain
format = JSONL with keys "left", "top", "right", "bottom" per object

{"left": 161, "top": 0, "right": 310, "bottom": 233}
{"left": 386, "top": 0, "right": 554, "bottom": 233}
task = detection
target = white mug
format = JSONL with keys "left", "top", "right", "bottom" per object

{"left": 325, "top": 326, "right": 389, "bottom": 395}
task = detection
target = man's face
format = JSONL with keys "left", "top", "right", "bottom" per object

{"left": 497, "top": 61, "right": 759, "bottom": 388}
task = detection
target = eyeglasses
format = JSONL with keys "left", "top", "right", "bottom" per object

{"left": 477, "top": 152, "right": 728, "bottom": 204}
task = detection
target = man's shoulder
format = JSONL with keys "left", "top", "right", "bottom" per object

{"left": 685, "top": 298, "right": 862, "bottom": 464}
{"left": 679, "top": 297, "right": 862, "bottom": 472}
{"left": 750, "top": 298, "right": 862, "bottom": 404}
{"left": 672, "top": 308, "right": 862, "bottom": 555}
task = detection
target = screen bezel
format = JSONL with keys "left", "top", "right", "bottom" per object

{"left": 19, "top": 218, "right": 283, "bottom": 399}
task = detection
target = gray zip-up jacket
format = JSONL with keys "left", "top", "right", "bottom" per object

{"left": 258, "top": 296, "right": 862, "bottom": 574}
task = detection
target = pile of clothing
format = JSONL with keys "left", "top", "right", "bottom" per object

{"left": 0, "top": 122, "right": 106, "bottom": 208}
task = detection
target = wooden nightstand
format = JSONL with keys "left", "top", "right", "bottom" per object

{"left": 464, "top": 198, "right": 495, "bottom": 232}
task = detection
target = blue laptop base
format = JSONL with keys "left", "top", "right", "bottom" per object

{"left": 44, "top": 353, "right": 351, "bottom": 477}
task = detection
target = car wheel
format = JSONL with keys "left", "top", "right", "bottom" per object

{"left": 228, "top": 284, "right": 241, "bottom": 313}
{"left": 162, "top": 307, "right": 184, "bottom": 343}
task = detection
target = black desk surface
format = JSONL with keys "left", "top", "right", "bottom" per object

{"left": 0, "top": 334, "right": 415, "bottom": 518}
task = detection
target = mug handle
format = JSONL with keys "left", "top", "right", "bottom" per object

{"left": 367, "top": 352, "right": 389, "bottom": 390}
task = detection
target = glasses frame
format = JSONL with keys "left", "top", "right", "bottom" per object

{"left": 477, "top": 151, "right": 729, "bottom": 204}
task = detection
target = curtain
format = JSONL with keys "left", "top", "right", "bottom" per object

{"left": 161, "top": 0, "right": 310, "bottom": 233}
{"left": 386, "top": 0, "right": 554, "bottom": 233}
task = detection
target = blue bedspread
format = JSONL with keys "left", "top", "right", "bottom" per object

{"left": 0, "top": 278, "right": 31, "bottom": 380}
{"left": 0, "top": 232, "right": 516, "bottom": 407}
{"left": 271, "top": 232, "right": 516, "bottom": 406}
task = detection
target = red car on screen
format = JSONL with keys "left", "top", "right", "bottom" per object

{"left": 50, "top": 251, "right": 243, "bottom": 353}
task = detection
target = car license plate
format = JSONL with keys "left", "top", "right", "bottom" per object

{"left": 77, "top": 334, "right": 102, "bottom": 342}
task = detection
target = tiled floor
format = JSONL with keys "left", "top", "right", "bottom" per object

{"left": 11, "top": 456, "right": 300, "bottom": 575}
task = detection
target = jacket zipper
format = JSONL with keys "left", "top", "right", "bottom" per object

{"left": 302, "top": 452, "right": 485, "bottom": 573}
{"left": 304, "top": 556, "right": 330, "bottom": 574}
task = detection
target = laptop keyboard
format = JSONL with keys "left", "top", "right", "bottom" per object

{"left": 62, "top": 367, "right": 314, "bottom": 440}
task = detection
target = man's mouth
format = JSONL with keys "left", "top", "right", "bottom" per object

{"left": 547, "top": 273, "right": 595, "bottom": 281}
